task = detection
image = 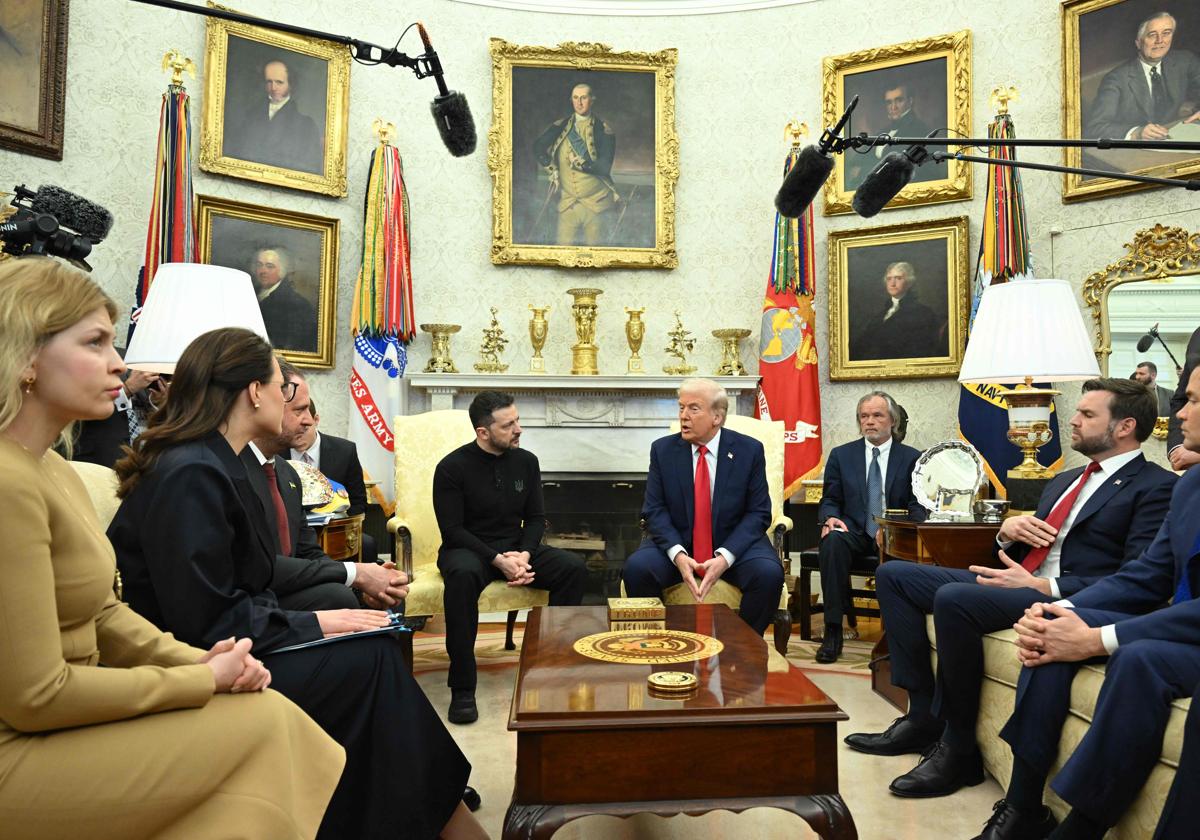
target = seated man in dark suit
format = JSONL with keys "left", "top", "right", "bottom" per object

{"left": 815, "top": 390, "right": 925, "bottom": 663}
{"left": 1152, "top": 683, "right": 1200, "bottom": 840}
{"left": 844, "top": 377, "right": 1176, "bottom": 804}
{"left": 969, "top": 366, "right": 1200, "bottom": 840}
{"left": 623, "top": 378, "right": 784, "bottom": 636}
{"left": 1167, "top": 325, "right": 1200, "bottom": 471}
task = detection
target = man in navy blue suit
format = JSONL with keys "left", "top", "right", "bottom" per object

{"left": 844, "top": 378, "right": 1176, "bottom": 802}
{"left": 959, "top": 371, "right": 1200, "bottom": 840}
{"left": 622, "top": 378, "right": 783, "bottom": 635}
{"left": 815, "top": 391, "right": 926, "bottom": 663}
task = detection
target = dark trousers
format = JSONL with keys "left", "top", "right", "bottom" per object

{"left": 622, "top": 539, "right": 784, "bottom": 635}
{"left": 999, "top": 609, "right": 1200, "bottom": 828}
{"left": 1154, "top": 683, "right": 1200, "bottom": 840}
{"left": 438, "top": 544, "right": 587, "bottom": 690}
{"left": 817, "top": 528, "right": 877, "bottom": 626}
{"left": 877, "top": 561, "right": 1055, "bottom": 739}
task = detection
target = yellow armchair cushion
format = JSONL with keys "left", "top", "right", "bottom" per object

{"left": 68, "top": 461, "right": 121, "bottom": 528}
{"left": 403, "top": 572, "right": 549, "bottom": 617}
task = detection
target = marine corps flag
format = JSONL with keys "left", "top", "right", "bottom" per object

{"left": 348, "top": 134, "right": 415, "bottom": 514}
{"left": 756, "top": 143, "right": 822, "bottom": 498}
{"left": 957, "top": 107, "right": 1063, "bottom": 495}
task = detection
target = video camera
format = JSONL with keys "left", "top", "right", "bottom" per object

{"left": 0, "top": 185, "right": 113, "bottom": 270}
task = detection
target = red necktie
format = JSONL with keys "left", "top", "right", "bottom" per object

{"left": 1020, "top": 461, "right": 1102, "bottom": 572}
{"left": 693, "top": 445, "right": 713, "bottom": 562}
{"left": 262, "top": 461, "right": 293, "bottom": 556}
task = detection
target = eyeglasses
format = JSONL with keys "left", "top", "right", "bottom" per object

{"left": 280, "top": 381, "right": 299, "bottom": 403}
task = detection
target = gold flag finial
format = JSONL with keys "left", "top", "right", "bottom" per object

{"left": 784, "top": 119, "right": 809, "bottom": 148}
{"left": 161, "top": 50, "right": 196, "bottom": 88}
{"left": 990, "top": 85, "right": 1019, "bottom": 116}
{"left": 372, "top": 118, "right": 396, "bottom": 146}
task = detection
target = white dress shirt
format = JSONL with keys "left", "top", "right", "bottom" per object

{"left": 267, "top": 95, "right": 290, "bottom": 120}
{"left": 667, "top": 429, "right": 737, "bottom": 567}
{"left": 291, "top": 432, "right": 322, "bottom": 469}
{"left": 248, "top": 442, "right": 354, "bottom": 586}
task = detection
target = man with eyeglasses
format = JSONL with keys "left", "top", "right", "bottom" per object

{"left": 238, "top": 357, "right": 407, "bottom": 612}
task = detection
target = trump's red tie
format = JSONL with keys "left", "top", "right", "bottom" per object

{"left": 1019, "top": 460, "right": 1101, "bottom": 573}
{"left": 262, "top": 460, "right": 293, "bottom": 556}
{"left": 693, "top": 445, "right": 713, "bottom": 562}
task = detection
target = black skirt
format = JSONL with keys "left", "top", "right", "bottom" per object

{"left": 263, "top": 635, "right": 470, "bottom": 840}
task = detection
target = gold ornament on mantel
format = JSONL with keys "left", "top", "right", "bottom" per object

{"left": 528, "top": 305, "right": 550, "bottom": 374}
{"left": 662, "top": 311, "right": 697, "bottom": 376}
{"left": 474, "top": 307, "right": 509, "bottom": 373}
{"left": 712, "top": 329, "right": 751, "bottom": 376}
{"left": 420, "top": 323, "right": 461, "bottom": 373}
{"left": 567, "top": 288, "right": 602, "bottom": 375}
{"left": 624, "top": 307, "right": 646, "bottom": 374}
{"left": 162, "top": 50, "right": 196, "bottom": 88}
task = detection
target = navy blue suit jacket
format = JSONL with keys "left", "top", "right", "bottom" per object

{"left": 1003, "top": 453, "right": 1175, "bottom": 597}
{"left": 817, "top": 438, "right": 926, "bottom": 536}
{"left": 1070, "top": 466, "right": 1200, "bottom": 644}
{"left": 641, "top": 428, "right": 773, "bottom": 562}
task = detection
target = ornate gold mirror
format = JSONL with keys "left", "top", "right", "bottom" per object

{"left": 1082, "top": 225, "right": 1200, "bottom": 438}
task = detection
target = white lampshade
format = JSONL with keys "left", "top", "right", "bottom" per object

{"left": 958, "top": 278, "right": 1100, "bottom": 384}
{"left": 124, "top": 263, "right": 268, "bottom": 374}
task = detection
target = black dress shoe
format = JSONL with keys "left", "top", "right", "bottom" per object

{"left": 970, "top": 798, "right": 1057, "bottom": 840}
{"left": 889, "top": 740, "right": 985, "bottom": 798}
{"left": 448, "top": 688, "right": 478, "bottom": 724}
{"left": 462, "top": 785, "right": 482, "bottom": 812}
{"left": 844, "top": 715, "right": 941, "bottom": 756}
{"left": 815, "top": 624, "right": 843, "bottom": 663}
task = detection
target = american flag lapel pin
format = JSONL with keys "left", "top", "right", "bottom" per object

{"left": 727, "top": 451, "right": 734, "bottom": 460}
{"left": 1114, "top": 479, "right": 1122, "bottom": 485}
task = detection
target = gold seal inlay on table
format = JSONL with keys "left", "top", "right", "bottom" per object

{"left": 573, "top": 629, "right": 723, "bottom": 664}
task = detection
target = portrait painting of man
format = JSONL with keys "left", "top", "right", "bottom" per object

{"left": 1066, "top": 0, "right": 1200, "bottom": 198}
{"left": 0, "top": 0, "right": 67, "bottom": 160}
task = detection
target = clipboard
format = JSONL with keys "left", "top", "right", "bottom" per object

{"left": 268, "top": 622, "right": 411, "bottom": 654}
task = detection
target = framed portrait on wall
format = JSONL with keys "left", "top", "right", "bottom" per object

{"left": 0, "top": 0, "right": 68, "bottom": 160}
{"left": 1062, "top": 0, "right": 1200, "bottom": 202}
{"left": 827, "top": 216, "right": 970, "bottom": 381}
{"left": 197, "top": 195, "right": 340, "bottom": 369}
{"left": 488, "top": 39, "right": 679, "bottom": 269}
{"left": 821, "top": 30, "right": 972, "bottom": 216}
{"left": 200, "top": 13, "right": 350, "bottom": 197}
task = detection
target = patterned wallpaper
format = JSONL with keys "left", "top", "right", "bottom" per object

{"left": 2, "top": 0, "right": 1196, "bottom": 471}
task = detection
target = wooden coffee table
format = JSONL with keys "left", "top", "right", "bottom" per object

{"left": 503, "top": 604, "right": 855, "bottom": 839}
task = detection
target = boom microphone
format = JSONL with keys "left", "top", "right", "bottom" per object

{"left": 29, "top": 185, "right": 114, "bottom": 241}
{"left": 418, "top": 22, "right": 477, "bottom": 157}
{"left": 851, "top": 143, "right": 930, "bottom": 218}
{"left": 1136, "top": 331, "right": 1155, "bottom": 353}
{"left": 774, "top": 95, "right": 859, "bottom": 218}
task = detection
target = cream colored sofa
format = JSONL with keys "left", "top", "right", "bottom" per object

{"left": 928, "top": 617, "right": 1183, "bottom": 838}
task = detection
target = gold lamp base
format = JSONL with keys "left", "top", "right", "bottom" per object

{"left": 1004, "top": 378, "right": 1060, "bottom": 480}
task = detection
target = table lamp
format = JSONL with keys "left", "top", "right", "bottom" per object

{"left": 958, "top": 278, "right": 1100, "bottom": 480}
{"left": 124, "top": 263, "right": 269, "bottom": 374}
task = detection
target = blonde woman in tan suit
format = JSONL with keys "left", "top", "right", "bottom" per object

{"left": 0, "top": 257, "right": 345, "bottom": 839}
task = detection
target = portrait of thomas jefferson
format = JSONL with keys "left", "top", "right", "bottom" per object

{"left": 847, "top": 258, "right": 950, "bottom": 363}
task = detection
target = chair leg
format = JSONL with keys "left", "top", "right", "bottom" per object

{"left": 799, "top": 570, "right": 813, "bottom": 642}
{"left": 773, "top": 609, "right": 792, "bottom": 655}
{"left": 505, "top": 610, "right": 518, "bottom": 651}
{"left": 398, "top": 628, "right": 414, "bottom": 673}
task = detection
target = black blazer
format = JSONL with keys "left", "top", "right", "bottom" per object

{"left": 818, "top": 438, "right": 926, "bottom": 537}
{"left": 641, "top": 428, "right": 774, "bottom": 561}
{"left": 259, "top": 279, "right": 317, "bottom": 353}
{"left": 237, "top": 448, "right": 348, "bottom": 598}
{"left": 1001, "top": 452, "right": 1176, "bottom": 597}
{"left": 108, "top": 433, "right": 321, "bottom": 653}
{"left": 317, "top": 433, "right": 369, "bottom": 516}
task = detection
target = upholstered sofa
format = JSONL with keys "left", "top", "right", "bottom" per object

{"left": 928, "top": 617, "right": 1184, "bottom": 838}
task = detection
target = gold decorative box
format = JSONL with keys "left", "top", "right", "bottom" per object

{"left": 607, "top": 597, "right": 665, "bottom": 622}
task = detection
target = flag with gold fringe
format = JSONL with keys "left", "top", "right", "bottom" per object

{"left": 756, "top": 144, "right": 823, "bottom": 498}
{"left": 131, "top": 74, "right": 198, "bottom": 340}
{"left": 348, "top": 139, "right": 415, "bottom": 514}
{"left": 957, "top": 110, "right": 1063, "bottom": 496}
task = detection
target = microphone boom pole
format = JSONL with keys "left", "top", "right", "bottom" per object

{"left": 930, "top": 150, "right": 1200, "bottom": 191}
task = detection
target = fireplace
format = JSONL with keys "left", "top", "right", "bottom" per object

{"left": 542, "top": 477, "right": 646, "bottom": 604}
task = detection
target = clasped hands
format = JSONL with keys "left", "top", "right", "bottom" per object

{"left": 1011, "top": 602, "right": 1106, "bottom": 668}
{"left": 199, "top": 637, "right": 270, "bottom": 694}
{"left": 674, "top": 551, "right": 729, "bottom": 602}
{"left": 352, "top": 561, "right": 409, "bottom": 608}
{"left": 493, "top": 550, "right": 535, "bottom": 587}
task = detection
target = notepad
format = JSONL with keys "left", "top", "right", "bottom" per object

{"left": 268, "top": 623, "right": 411, "bottom": 654}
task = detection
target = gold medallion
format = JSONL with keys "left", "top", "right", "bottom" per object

{"left": 573, "top": 629, "right": 723, "bottom": 665}
{"left": 648, "top": 671, "right": 698, "bottom": 691}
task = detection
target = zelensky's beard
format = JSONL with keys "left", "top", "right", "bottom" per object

{"left": 1071, "top": 423, "right": 1117, "bottom": 457}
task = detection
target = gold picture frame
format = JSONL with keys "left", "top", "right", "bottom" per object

{"left": 1062, "top": 0, "right": 1200, "bottom": 202}
{"left": 197, "top": 195, "right": 340, "bottom": 369}
{"left": 0, "top": 0, "right": 69, "bottom": 161}
{"left": 828, "top": 216, "right": 970, "bottom": 381}
{"left": 199, "top": 7, "right": 350, "bottom": 197}
{"left": 821, "top": 30, "right": 972, "bottom": 216}
{"left": 487, "top": 39, "right": 679, "bottom": 269}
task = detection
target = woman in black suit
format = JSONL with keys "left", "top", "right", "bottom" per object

{"left": 109, "top": 327, "right": 486, "bottom": 840}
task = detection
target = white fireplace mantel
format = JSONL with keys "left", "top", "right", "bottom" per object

{"left": 403, "top": 373, "right": 761, "bottom": 477}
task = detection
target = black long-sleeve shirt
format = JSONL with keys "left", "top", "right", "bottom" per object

{"left": 432, "top": 442, "right": 546, "bottom": 560}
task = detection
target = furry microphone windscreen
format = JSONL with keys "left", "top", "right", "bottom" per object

{"left": 773, "top": 145, "right": 835, "bottom": 218}
{"left": 29, "top": 185, "right": 114, "bottom": 241}
{"left": 851, "top": 151, "right": 915, "bottom": 218}
{"left": 431, "top": 91, "right": 477, "bottom": 157}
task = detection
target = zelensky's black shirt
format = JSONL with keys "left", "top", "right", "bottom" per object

{"left": 432, "top": 442, "right": 545, "bottom": 560}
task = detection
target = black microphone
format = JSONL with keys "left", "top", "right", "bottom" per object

{"left": 418, "top": 22, "right": 476, "bottom": 157}
{"left": 1136, "top": 331, "right": 1156, "bottom": 353}
{"left": 852, "top": 143, "right": 930, "bottom": 218}
{"left": 29, "top": 185, "right": 114, "bottom": 241}
{"left": 774, "top": 95, "right": 859, "bottom": 218}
